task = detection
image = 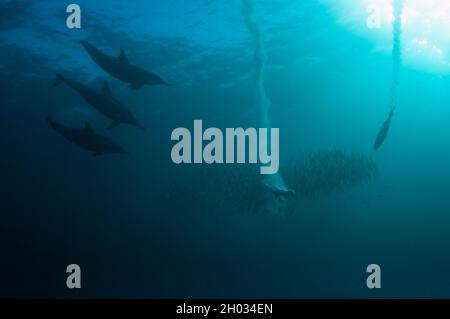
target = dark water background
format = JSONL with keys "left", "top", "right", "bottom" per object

{"left": 1, "top": 0, "right": 450, "bottom": 298}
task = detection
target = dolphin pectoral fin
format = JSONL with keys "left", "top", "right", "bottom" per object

{"left": 119, "top": 49, "right": 130, "bottom": 64}
{"left": 102, "top": 80, "right": 112, "bottom": 96}
{"left": 107, "top": 121, "right": 120, "bottom": 130}
{"left": 54, "top": 74, "right": 64, "bottom": 87}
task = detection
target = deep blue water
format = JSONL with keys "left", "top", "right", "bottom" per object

{"left": 1, "top": 0, "right": 450, "bottom": 298}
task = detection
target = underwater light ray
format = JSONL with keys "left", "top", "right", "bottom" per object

{"left": 373, "top": 0, "right": 403, "bottom": 151}
{"left": 242, "top": 0, "right": 291, "bottom": 210}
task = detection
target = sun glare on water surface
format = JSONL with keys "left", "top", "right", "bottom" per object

{"left": 321, "top": 0, "right": 450, "bottom": 73}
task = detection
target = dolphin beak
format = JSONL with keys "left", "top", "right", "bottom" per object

{"left": 78, "top": 40, "right": 90, "bottom": 49}
{"left": 119, "top": 149, "right": 130, "bottom": 155}
{"left": 135, "top": 122, "right": 145, "bottom": 131}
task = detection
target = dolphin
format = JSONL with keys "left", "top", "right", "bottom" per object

{"left": 80, "top": 40, "right": 170, "bottom": 90}
{"left": 47, "top": 116, "right": 129, "bottom": 155}
{"left": 373, "top": 107, "right": 395, "bottom": 151}
{"left": 54, "top": 74, "right": 144, "bottom": 130}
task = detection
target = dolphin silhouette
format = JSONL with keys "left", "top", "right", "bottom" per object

{"left": 47, "top": 116, "right": 129, "bottom": 155}
{"left": 54, "top": 74, "right": 144, "bottom": 130}
{"left": 373, "top": 107, "right": 395, "bottom": 151}
{"left": 80, "top": 40, "right": 170, "bottom": 90}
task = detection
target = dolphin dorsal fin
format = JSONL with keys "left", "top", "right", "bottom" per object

{"left": 102, "top": 80, "right": 112, "bottom": 95}
{"left": 84, "top": 121, "right": 94, "bottom": 134}
{"left": 119, "top": 49, "right": 130, "bottom": 64}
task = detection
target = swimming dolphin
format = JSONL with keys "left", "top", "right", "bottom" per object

{"left": 373, "top": 107, "right": 395, "bottom": 151}
{"left": 54, "top": 74, "right": 144, "bottom": 130}
{"left": 263, "top": 182, "right": 296, "bottom": 199}
{"left": 80, "top": 40, "right": 170, "bottom": 90}
{"left": 47, "top": 116, "right": 129, "bottom": 156}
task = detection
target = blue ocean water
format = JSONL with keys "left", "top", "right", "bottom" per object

{"left": 1, "top": 0, "right": 450, "bottom": 298}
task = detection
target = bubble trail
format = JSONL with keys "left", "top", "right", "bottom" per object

{"left": 242, "top": 0, "right": 290, "bottom": 208}
{"left": 373, "top": 0, "right": 403, "bottom": 151}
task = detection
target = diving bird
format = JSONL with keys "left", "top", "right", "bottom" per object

{"left": 47, "top": 117, "right": 129, "bottom": 156}
{"left": 80, "top": 40, "right": 170, "bottom": 90}
{"left": 54, "top": 74, "right": 144, "bottom": 130}
{"left": 373, "top": 107, "right": 395, "bottom": 151}
{"left": 263, "top": 182, "right": 296, "bottom": 199}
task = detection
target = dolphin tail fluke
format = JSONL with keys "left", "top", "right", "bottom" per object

{"left": 54, "top": 74, "right": 64, "bottom": 87}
